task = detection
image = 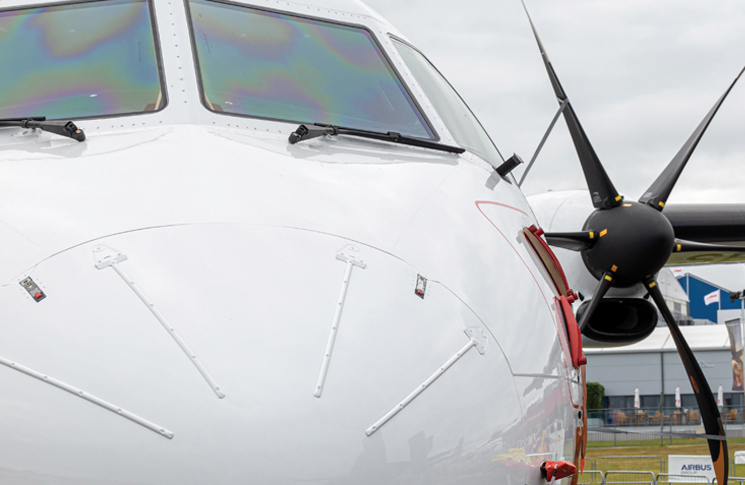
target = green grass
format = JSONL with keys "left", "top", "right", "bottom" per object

{"left": 582, "top": 439, "right": 745, "bottom": 475}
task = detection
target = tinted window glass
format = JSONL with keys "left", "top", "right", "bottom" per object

{"left": 188, "top": 0, "right": 434, "bottom": 138}
{"left": 393, "top": 39, "right": 503, "bottom": 167}
{"left": 0, "top": 0, "right": 165, "bottom": 120}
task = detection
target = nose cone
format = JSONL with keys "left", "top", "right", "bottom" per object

{"left": 582, "top": 202, "right": 675, "bottom": 287}
{"left": 0, "top": 224, "right": 525, "bottom": 483}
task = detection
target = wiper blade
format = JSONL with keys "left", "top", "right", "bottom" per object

{"left": 288, "top": 123, "right": 464, "bottom": 154}
{"left": 0, "top": 117, "right": 86, "bottom": 142}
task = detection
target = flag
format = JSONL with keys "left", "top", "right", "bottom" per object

{"left": 704, "top": 289, "right": 720, "bottom": 306}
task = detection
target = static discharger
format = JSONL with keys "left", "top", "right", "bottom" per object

{"left": 19, "top": 277, "right": 45, "bottom": 302}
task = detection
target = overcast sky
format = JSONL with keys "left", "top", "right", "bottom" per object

{"left": 365, "top": 0, "right": 745, "bottom": 204}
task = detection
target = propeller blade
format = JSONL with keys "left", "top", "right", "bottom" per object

{"left": 644, "top": 277, "right": 728, "bottom": 485}
{"left": 673, "top": 238, "right": 745, "bottom": 253}
{"left": 663, "top": 203, "right": 745, "bottom": 243}
{"left": 576, "top": 271, "right": 615, "bottom": 330}
{"left": 522, "top": 1, "right": 621, "bottom": 210}
{"left": 544, "top": 231, "right": 598, "bottom": 251}
{"left": 639, "top": 65, "right": 745, "bottom": 211}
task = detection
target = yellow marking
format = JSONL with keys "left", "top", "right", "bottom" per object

{"left": 604, "top": 275, "right": 613, "bottom": 282}
{"left": 623, "top": 203, "right": 632, "bottom": 207}
{"left": 599, "top": 229, "right": 608, "bottom": 237}
{"left": 648, "top": 281, "right": 657, "bottom": 288}
{"left": 589, "top": 232, "right": 594, "bottom": 239}
{"left": 615, "top": 195, "right": 622, "bottom": 201}
{"left": 676, "top": 244, "right": 682, "bottom": 252}
{"left": 611, "top": 265, "right": 618, "bottom": 273}
{"left": 658, "top": 201, "right": 665, "bottom": 208}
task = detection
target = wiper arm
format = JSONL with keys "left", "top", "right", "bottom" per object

{"left": 288, "top": 123, "right": 464, "bottom": 154}
{"left": 0, "top": 117, "right": 86, "bottom": 142}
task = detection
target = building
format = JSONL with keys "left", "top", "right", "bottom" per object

{"left": 585, "top": 325, "right": 744, "bottom": 410}
{"left": 676, "top": 272, "right": 745, "bottom": 324}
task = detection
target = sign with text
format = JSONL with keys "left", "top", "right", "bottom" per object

{"left": 668, "top": 455, "right": 714, "bottom": 483}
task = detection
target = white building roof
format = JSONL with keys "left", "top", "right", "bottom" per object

{"left": 586, "top": 324, "right": 732, "bottom": 354}
{"left": 671, "top": 263, "right": 745, "bottom": 292}
{"left": 658, "top": 268, "right": 690, "bottom": 302}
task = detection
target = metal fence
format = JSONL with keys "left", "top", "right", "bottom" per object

{"left": 588, "top": 407, "right": 744, "bottom": 427}
{"left": 588, "top": 426, "right": 745, "bottom": 443}
{"left": 579, "top": 472, "right": 745, "bottom": 485}
{"left": 656, "top": 473, "right": 711, "bottom": 484}
{"left": 605, "top": 471, "right": 657, "bottom": 485}
{"left": 595, "top": 456, "right": 665, "bottom": 473}
{"left": 578, "top": 470, "right": 606, "bottom": 485}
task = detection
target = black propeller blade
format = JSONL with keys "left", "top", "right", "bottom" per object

{"left": 673, "top": 238, "right": 745, "bottom": 253}
{"left": 576, "top": 270, "right": 614, "bottom": 331}
{"left": 544, "top": 231, "right": 598, "bottom": 251}
{"left": 522, "top": 1, "right": 621, "bottom": 210}
{"left": 644, "top": 277, "right": 728, "bottom": 485}
{"left": 639, "top": 65, "right": 745, "bottom": 211}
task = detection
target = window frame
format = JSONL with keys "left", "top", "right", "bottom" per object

{"left": 183, "top": 0, "right": 439, "bottom": 141}
{"left": 388, "top": 34, "right": 506, "bottom": 166}
{"left": 0, "top": 0, "right": 169, "bottom": 121}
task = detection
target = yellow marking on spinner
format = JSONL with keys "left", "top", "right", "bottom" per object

{"left": 648, "top": 281, "right": 657, "bottom": 288}
{"left": 589, "top": 232, "right": 595, "bottom": 239}
{"left": 611, "top": 265, "right": 618, "bottom": 273}
{"left": 676, "top": 244, "right": 682, "bottom": 252}
{"left": 658, "top": 201, "right": 665, "bottom": 208}
{"left": 599, "top": 229, "right": 608, "bottom": 237}
{"left": 604, "top": 275, "right": 613, "bottom": 282}
{"left": 615, "top": 195, "right": 622, "bottom": 201}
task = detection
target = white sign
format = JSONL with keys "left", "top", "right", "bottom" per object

{"left": 735, "top": 451, "right": 745, "bottom": 465}
{"left": 668, "top": 455, "right": 715, "bottom": 483}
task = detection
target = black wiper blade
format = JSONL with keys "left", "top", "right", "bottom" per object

{"left": 0, "top": 116, "right": 86, "bottom": 142}
{"left": 288, "top": 123, "right": 464, "bottom": 154}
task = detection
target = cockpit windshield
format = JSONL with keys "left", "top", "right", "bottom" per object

{"left": 0, "top": 0, "right": 165, "bottom": 120}
{"left": 187, "top": 0, "right": 435, "bottom": 140}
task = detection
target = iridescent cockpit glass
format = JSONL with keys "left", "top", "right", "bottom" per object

{"left": 188, "top": 0, "right": 434, "bottom": 139}
{"left": 0, "top": 0, "right": 164, "bottom": 120}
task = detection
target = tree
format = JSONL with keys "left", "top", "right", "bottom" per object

{"left": 586, "top": 382, "right": 605, "bottom": 410}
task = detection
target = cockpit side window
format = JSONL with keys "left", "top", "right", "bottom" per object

{"left": 392, "top": 38, "right": 504, "bottom": 168}
{"left": 0, "top": 0, "right": 166, "bottom": 120}
{"left": 186, "top": 0, "right": 435, "bottom": 140}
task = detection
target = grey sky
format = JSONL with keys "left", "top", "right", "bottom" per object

{"left": 365, "top": 0, "right": 745, "bottom": 204}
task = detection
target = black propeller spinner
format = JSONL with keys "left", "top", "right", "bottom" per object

{"left": 523, "top": 2, "right": 745, "bottom": 483}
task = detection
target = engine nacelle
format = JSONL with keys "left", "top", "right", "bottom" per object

{"left": 528, "top": 190, "right": 658, "bottom": 347}
{"left": 575, "top": 298, "right": 658, "bottom": 347}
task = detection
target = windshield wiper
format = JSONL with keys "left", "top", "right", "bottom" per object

{"left": 288, "top": 123, "right": 464, "bottom": 154}
{"left": 0, "top": 117, "right": 86, "bottom": 142}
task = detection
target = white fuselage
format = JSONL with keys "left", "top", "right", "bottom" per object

{"left": 0, "top": 0, "right": 580, "bottom": 483}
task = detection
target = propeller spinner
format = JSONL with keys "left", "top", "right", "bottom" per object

{"left": 523, "top": 2, "right": 745, "bottom": 483}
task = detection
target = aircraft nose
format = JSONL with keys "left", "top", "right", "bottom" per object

{"left": 0, "top": 224, "right": 526, "bottom": 484}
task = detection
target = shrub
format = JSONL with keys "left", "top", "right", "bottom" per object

{"left": 587, "top": 382, "right": 605, "bottom": 410}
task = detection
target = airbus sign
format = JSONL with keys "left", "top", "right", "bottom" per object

{"left": 668, "top": 455, "right": 715, "bottom": 482}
